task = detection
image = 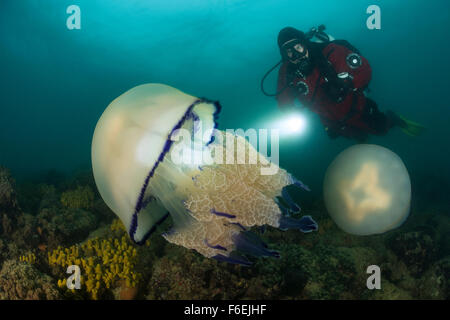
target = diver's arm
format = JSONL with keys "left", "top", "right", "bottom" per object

{"left": 324, "top": 43, "right": 372, "bottom": 90}
{"left": 277, "top": 89, "right": 296, "bottom": 112}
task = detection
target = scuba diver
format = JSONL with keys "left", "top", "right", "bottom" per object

{"left": 261, "top": 25, "right": 424, "bottom": 142}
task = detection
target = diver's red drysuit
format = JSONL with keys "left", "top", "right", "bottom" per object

{"left": 277, "top": 42, "right": 391, "bottom": 140}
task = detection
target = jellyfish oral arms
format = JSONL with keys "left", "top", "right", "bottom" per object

{"left": 323, "top": 144, "right": 411, "bottom": 235}
{"left": 91, "top": 83, "right": 317, "bottom": 265}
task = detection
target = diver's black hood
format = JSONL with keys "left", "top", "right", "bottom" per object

{"left": 277, "top": 27, "right": 307, "bottom": 48}
{"left": 277, "top": 27, "right": 328, "bottom": 64}
{"left": 278, "top": 27, "right": 307, "bottom": 61}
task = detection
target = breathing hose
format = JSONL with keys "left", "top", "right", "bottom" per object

{"left": 260, "top": 60, "right": 289, "bottom": 97}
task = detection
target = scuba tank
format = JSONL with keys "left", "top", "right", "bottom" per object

{"left": 261, "top": 25, "right": 334, "bottom": 96}
{"left": 305, "top": 24, "right": 335, "bottom": 43}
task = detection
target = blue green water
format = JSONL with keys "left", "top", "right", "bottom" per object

{"left": 1, "top": 0, "right": 449, "bottom": 198}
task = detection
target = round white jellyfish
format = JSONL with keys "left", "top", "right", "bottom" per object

{"left": 323, "top": 144, "right": 411, "bottom": 236}
{"left": 91, "top": 83, "right": 318, "bottom": 266}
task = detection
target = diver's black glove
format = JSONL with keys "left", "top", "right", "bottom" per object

{"left": 322, "top": 75, "right": 353, "bottom": 103}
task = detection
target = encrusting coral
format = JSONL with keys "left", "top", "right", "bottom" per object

{"left": 0, "top": 167, "right": 23, "bottom": 240}
{"left": 47, "top": 219, "right": 142, "bottom": 300}
{"left": 0, "top": 166, "right": 19, "bottom": 211}
{"left": 0, "top": 259, "right": 61, "bottom": 300}
{"left": 0, "top": 163, "right": 448, "bottom": 300}
{"left": 60, "top": 186, "right": 94, "bottom": 210}
{"left": 19, "top": 252, "right": 36, "bottom": 264}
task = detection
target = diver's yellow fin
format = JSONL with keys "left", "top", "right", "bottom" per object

{"left": 397, "top": 114, "right": 426, "bottom": 137}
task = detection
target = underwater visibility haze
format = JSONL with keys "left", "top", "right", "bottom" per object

{"left": 0, "top": 0, "right": 449, "bottom": 300}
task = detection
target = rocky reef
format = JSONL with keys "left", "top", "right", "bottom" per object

{"left": 0, "top": 165, "right": 448, "bottom": 300}
{"left": 0, "top": 259, "right": 61, "bottom": 300}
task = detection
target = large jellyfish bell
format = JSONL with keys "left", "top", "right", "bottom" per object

{"left": 323, "top": 144, "right": 411, "bottom": 235}
{"left": 92, "top": 83, "right": 317, "bottom": 265}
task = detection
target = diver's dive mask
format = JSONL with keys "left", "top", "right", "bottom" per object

{"left": 282, "top": 39, "right": 307, "bottom": 62}
{"left": 282, "top": 39, "right": 313, "bottom": 76}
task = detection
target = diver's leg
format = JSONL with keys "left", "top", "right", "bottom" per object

{"left": 385, "top": 110, "right": 426, "bottom": 137}
{"left": 361, "top": 98, "right": 392, "bottom": 135}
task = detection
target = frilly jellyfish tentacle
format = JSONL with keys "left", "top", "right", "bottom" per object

{"left": 210, "top": 209, "right": 236, "bottom": 219}
{"left": 229, "top": 222, "right": 247, "bottom": 231}
{"left": 281, "top": 187, "right": 301, "bottom": 213}
{"left": 290, "top": 175, "right": 311, "bottom": 192}
{"left": 275, "top": 198, "right": 291, "bottom": 216}
{"left": 279, "top": 215, "right": 319, "bottom": 233}
{"left": 232, "top": 231, "right": 280, "bottom": 259}
{"left": 212, "top": 253, "right": 252, "bottom": 267}
{"left": 204, "top": 239, "right": 227, "bottom": 251}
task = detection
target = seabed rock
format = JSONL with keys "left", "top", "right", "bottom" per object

{"left": 0, "top": 259, "right": 61, "bottom": 300}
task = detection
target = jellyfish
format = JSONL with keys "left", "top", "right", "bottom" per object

{"left": 91, "top": 83, "right": 318, "bottom": 265}
{"left": 323, "top": 144, "right": 411, "bottom": 235}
